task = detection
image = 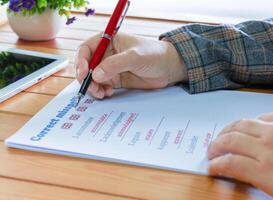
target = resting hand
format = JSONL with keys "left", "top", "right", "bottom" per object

{"left": 208, "top": 113, "right": 273, "bottom": 196}
{"left": 75, "top": 33, "right": 187, "bottom": 99}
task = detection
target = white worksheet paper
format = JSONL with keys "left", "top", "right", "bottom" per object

{"left": 5, "top": 81, "right": 273, "bottom": 175}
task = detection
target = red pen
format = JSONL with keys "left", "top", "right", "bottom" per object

{"left": 76, "top": 0, "right": 130, "bottom": 106}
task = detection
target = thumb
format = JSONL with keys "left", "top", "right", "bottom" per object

{"left": 92, "top": 50, "right": 136, "bottom": 83}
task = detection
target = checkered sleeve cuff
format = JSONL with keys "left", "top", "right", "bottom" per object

{"left": 160, "top": 20, "right": 273, "bottom": 93}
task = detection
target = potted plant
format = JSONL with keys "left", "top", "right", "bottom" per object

{"left": 0, "top": 0, "right": 95, "bottom": 41}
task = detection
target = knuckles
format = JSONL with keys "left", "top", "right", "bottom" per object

{"left": 213, "top": 132, "right": 239, "bottom": 151}
{"left": 220, "top": 132, "right": 238, "bottom": 146}
{"left": 126, "top": 48, "right": 140, "bottom": 62}
{"left": 232, "top": 119, "right": 256, "bottom": 131}
{"left": 208, "top": 133, "right": 239, "bottom": 160}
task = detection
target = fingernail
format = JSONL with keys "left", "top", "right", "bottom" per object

{"left": 93, "top": 68, "right": 105, "bottom": 81}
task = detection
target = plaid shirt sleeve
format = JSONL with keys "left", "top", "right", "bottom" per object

{"left": 160, "top": 19, "right": 273, "bottom": 94}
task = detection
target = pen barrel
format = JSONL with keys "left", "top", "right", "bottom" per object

{"left": 89, "top": 37, "right": 110, "bottom": 70}
{"left": 105, "top": 0, "right": 128, "bottom": 37}
{"left": 88, "top": 0, "right": 128, "bottom": 70}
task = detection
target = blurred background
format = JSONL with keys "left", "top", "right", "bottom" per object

{"left": 0, "top": 5, "right": 7, "bottom": 24}
{"left": 89, "top": 0, "right": 273, "bottom": 24}
{"left": 1, "top": 0, "right": 272, "bottom": 24}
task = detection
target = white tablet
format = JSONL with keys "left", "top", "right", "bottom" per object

{"left": 0, "top": 48, "right": 69, "bottom": 103}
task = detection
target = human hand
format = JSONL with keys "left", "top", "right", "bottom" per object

{"left": 75, "top": 32, "right": 188, "bottom": 99}
{"left": 208, "top": 113, "right": 273, "bottom": 196}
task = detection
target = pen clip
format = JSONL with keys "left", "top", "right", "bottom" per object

{"left": 115, "top": 1, "right": 130, "bottom": 34}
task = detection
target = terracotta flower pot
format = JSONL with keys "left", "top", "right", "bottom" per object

{"left": 7, "top": 8, "right": 64, "bottom": 41}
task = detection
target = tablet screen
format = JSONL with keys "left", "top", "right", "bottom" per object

{"left": 0, "top": 51, "right": 56, "bottom": 89}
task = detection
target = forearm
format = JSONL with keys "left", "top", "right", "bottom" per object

{"left": 160, "top": 19, "right": 273, "bottom": 93}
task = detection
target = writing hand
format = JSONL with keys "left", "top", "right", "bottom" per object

{"left": 75, "top": 33, "right": 188, "bottom": 99}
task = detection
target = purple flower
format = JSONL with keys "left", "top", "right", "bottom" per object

{"left": 9, "top": 0, "right": 35, "bottom": 12}
{"left": 9, "top": 0, "right": 23, "bottom": 12}
{"left": 85, "top": 8, "right": 95, "bottom": 17}
{"left": 66, "top": 17, "right": 76, "bottom": 25}
{"left": 22, "top": 0, "right": 35, "bottom": 9}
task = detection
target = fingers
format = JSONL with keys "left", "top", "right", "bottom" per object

{"left": 104, "top": 85, "right": 114, "bottom": 97}
{"left": 75, "top": 58, "right": 89, "bottom": 83}
{"left": 208, "top": 117, "right": 273, "bottom": 194}
{"left": 75, "top": 33, "right": 113, "bottom": 80}
{"left": 80, "top": 34, "right": 104, "bottom": 55}
{"left": 75, "top": 44, "right": 92, "bottom": 83}
{"left": 258, "top": 113, "right": 273, "bottom": 122}
{"left": 207, "top": 131, "right": 260, "bottom": 160}
{"left": 76, "top": 34, "right": 114, "bottom": 64}
{"left": 219, "top": 119, "right": 271, "bottom": 138}
{"left": 86, "top": 81, "right": 113, "bottom": 100}
{"left": 75, "top": 33, "right": 117, "bottom": 99}
{"left": 77, "top": 44, "right": 93, "bottom": 62}
{"left": 209, "top": 154, "right": 258, "bottom": 184}
{"left": 75, "top": 57, "right": 115, "bottom": 99}
{"left": 92, "top": 50, "right": 136, "bottom": 83}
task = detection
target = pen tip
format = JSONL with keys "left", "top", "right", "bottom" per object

{"left": 74, "top": 100, "right": 80, "bottom": 108}
{"left": 74, "top": 94, "right": 84, "bottom": 108}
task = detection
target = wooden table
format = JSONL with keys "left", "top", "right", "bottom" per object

{"left": 0, "top": 13, "right": 272, "bottom": 200}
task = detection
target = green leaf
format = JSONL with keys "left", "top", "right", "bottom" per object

{"left": 37, "top": 0, "right": 48, "bottom": 8}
